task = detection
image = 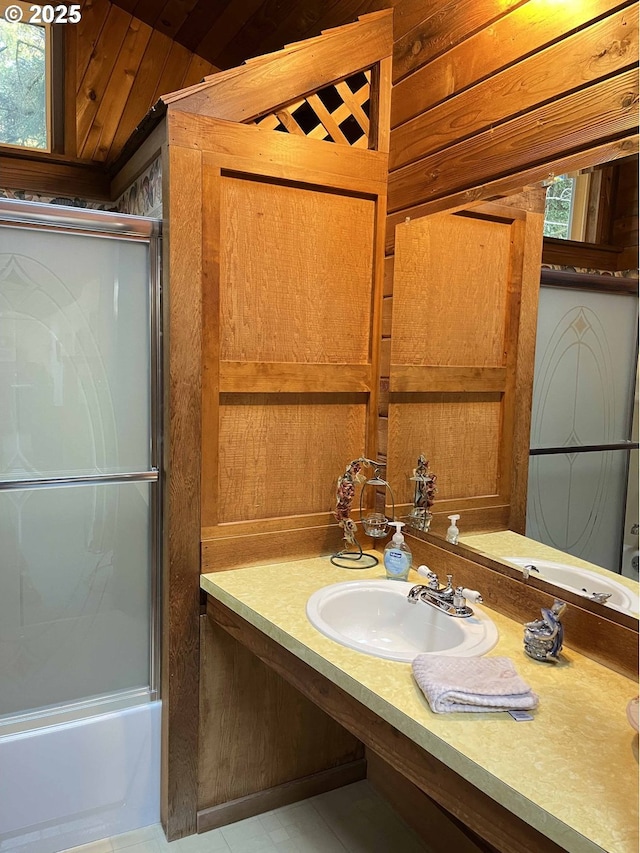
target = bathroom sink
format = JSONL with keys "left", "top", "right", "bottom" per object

{"left": 505, "top": 557, "right": 639, "bottom": 616}
{"left": 306, "top": 580, "right": 498, "bottom": 662}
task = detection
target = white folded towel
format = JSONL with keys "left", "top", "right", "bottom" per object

{"left": 412, "top": 655, "right": 538, "bottom": 714}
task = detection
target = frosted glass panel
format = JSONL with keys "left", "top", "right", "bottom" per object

{"left": 527, "top": 287, "right": 637, "bottom": 571}
{"left": 0, "top": 482, "right": 151, "bottom": 717}
{"left": 0, "top": 228, "right": 150, "bottom": 478}
{"left": 531, "top": 289, "right": 636, "bottom": 447}
{"left": 527, "top": 451, "right": 629, "bottom": 571}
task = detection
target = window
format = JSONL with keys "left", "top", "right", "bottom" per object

{"left": 0, "top": 1, "right": 51, "bottom": 151}
{"left": 543, "top": 172, "right": 591, "bottom": 241}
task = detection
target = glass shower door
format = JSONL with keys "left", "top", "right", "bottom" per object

{"left": 527, "top": 284, "right": 638, "bottom": 572}
{"left": 0, "top": 202, "right": 161, "bottom": 725}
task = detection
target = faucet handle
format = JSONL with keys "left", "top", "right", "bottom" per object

{"left": 461, "top": 588, "right": 483, "bottom": 604}
{"left": 417, "top": 565, "right": 439, "bottom": 588}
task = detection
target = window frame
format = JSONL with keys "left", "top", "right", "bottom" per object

{"left": 0, "top": 0, "right": 55, "bottom": 153}
{"left": 543, "top": 171, "right": 592, "bottom": 242}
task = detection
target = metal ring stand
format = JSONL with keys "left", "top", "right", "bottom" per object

{"left": 331, "top": 460, "right": 396, "bottom": 569}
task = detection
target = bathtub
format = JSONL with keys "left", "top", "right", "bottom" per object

{"left": 0, "top": 702, "right": 161, "bottom": 853}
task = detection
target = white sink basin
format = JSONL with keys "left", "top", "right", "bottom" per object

{"left": 505, "top": 557, "right": 639, "bottom": 616}
{"left": 306, "top": 580, "right": 498, "bottom": 662}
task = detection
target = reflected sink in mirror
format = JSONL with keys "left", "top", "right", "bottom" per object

{"left": 505, "top": 557, "right": 639, "bottom": 616}
{"left": 306, "top": 580, "right": 498, "bottom": 662}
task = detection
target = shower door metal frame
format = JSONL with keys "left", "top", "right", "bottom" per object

{"left": 0, "top": 198, "right": 163, "bottom": 719}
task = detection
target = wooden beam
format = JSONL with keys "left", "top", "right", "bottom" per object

{"left": 385, "top": 135, "right": 639, "bottom": 252}
{"left": 167, "top": 112, "right": 388, "bottom": 194}
{"left": 0, "top": 152, "right": 109, "bottom": 199}
{"left": 388, "top": 69, "right": 639, "bottom": 213}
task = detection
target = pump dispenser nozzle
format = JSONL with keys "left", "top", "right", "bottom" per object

{"left": 389, "top": 520, "right": 405, "bottom": 544}
{"left": 446, "top": 514, "right": 460, "bottom": 544}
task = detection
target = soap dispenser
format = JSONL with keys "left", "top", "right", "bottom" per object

{"left": 384, "top": 521, "right": 412, "bottom": 581}
{"left": 445, "top": 514, "right": 460, "bottom": 544}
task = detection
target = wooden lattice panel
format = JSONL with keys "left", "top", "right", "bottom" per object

{"left": 254, "top": 70, "right": 372, "bottom": 148}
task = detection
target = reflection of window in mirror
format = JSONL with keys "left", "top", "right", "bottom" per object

{"left": 543, "top": 172, "right": 590, "bottom": 241}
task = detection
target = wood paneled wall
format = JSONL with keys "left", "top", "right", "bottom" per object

{"left": 71, "top": 0, "right": 218, "bottom": 163}
{"left": 382, "top": 194, "right": 545, "bottom": 537}
{"left": 387, "top": 0, "right": 638, "bottom": 217}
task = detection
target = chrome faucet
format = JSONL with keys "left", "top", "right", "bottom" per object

{"left": 581, "top": 589, "right": 612, "bottom": 604}
{"left": 407, "top": 569, "right": 482, "bottom": 618}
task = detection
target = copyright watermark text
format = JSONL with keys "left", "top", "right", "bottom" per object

{"left": 3, "top": 4, "right": 82, "bottom": 23}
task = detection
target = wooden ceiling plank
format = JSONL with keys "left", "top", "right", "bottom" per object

{"left": 193, "top": 0, "right": 266, "bottom": 67}
{"left": 391, "top": 0, "right": 632, "bottom": 128}
{"left": 163, "top": 11, "right": 393, "bottom": 124}
{"left": 152, "top": 40, "right": 194, "bottom": 104}
{"left": 181, "top": 53, "right": 219, "bottom": 88}
{"left": 131, "top": 0, "right": 167, "bottom": 29}
{"left": 106, "top": 28, "right": 172, "bottom": 164}
{"left": 388, "top": 70, "right": 639, "bottom": 212}
{"left": 113, "top": 0, "right": 138, "bottom": 12}
{"left": 152, "top": 0, "right": 203, "bottom": 39}
{"left": 391, "top": 5, "right": 639, "bottom": 171}
{"left": 76, "top": 5, "right": 133, "bottom": 155}
{"left": 76, "top": 0, "right": 111, "bottom": 95}
{"left": 174, "top": 0, "right": 232, "bottom": 54}
{"left": 83, "top": 17, "right": 154, "bottom": 161}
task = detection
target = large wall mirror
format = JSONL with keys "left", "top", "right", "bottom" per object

{"left": 385, "top": 153, "right": 638, "bottom": 629}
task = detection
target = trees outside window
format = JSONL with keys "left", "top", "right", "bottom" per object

{"left": 543, "top": 176, "right": 575, "bottom": 240}
{"left": 0, "top": 15, "right": 49, "bottom": 150}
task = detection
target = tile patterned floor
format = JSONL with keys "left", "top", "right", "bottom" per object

{"left": 60, "top": 782, "right": 429, "bottom": 853}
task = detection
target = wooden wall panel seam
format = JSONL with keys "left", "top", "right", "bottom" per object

{"left": 391, "top": 0, "right": 636, "bottom": 127}
{"left": 390, "top": 5, "right": 639, "bottom": 170}
{"left": 388, "top": 69, "right": 639, "bottom": 212}
{"left": 391, "top": 0, "right": 528, "bottom": 84}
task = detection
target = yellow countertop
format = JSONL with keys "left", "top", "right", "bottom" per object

{"left": 201, "top": 555, "right": 639, "bottom": 853}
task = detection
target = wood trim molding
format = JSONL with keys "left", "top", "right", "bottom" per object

{"left": 201, "top": 525, "right": 344, "bottom": 572}
{"left": 220, "top": 362, "right": 372, "bottom": 393}
{"left": 197, "top": 760, "right": 366, "bottom": 834}
{"left": 390, "top": 365, "right": 507, "bottom": 393}
{"left": 206, "top": 597, "right": 567, "bottom": 853}
{"left": 161, "top": 142, "right": 203, "bottom": 841}
{"left": 541, "top": 267, "right": 638, "bottom": 292}
{"left": 0, "top": 150, "right": 109, "bottom": 199}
